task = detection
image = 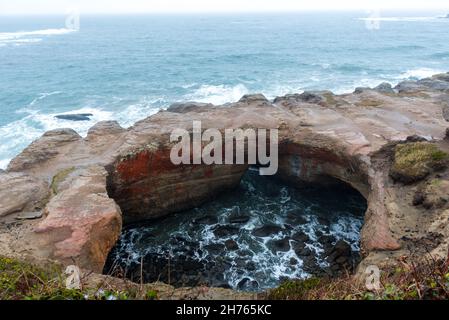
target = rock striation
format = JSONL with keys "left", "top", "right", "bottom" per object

{"left": 1, "top": 73, "right": 449, "bottom": 289}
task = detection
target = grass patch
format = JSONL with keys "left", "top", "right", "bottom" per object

{"left": 355, "top": 99, "right": 383, "bottom": 107}
{"left": 390, "top": 142, "right": 448, "bottom": 184}
{"left": 0, "top": 256, "right": 157, "bottom": 300}
{"left": 267, "top": 255, "right": 449, "bottom": 300}
{"left": 322, "top": 92, "right": 338, "bottom": 106}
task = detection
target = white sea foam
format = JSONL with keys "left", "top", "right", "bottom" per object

{"left": 0, "top": 28, "right": 76, "bottom": 46}
{"left": 185, "top": 84, "right": 249, "bottom": 105}
{"left": 0, "top": 28, "right": 75, "bottom": 40}
{"left": 0, "top": 107, "right": 113, "bottom": 169}
{"left": 398, "top": 68, "right": 445, "bottom": 80}
{"left": 114, "top": 98, "right": 162, "bottom": 128}
{"left": 0, "top": 94, "right": 164, "bottom": 169}
{"left": 357, "top": 17, "right": 441, "bottom": 22}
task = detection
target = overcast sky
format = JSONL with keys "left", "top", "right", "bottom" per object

{"left": 1, "top": 0, "right": 449, "bottom": 15}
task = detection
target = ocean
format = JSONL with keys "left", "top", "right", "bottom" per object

{"left": 1, "top": 11, "right": 449, "bottom": 168}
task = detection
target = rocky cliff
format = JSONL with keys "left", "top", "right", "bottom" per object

{"left": 1, "top": 74, "right": 449, "bottom": 292}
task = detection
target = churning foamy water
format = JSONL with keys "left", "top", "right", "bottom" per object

{"left": 1, "top": 12, "right": 449, "bottom": 168}
{"left": 106, "top": 170, "right": 367, "bottom": 291}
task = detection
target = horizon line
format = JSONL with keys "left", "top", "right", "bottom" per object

{"left": 1, "top": 8, "right": 449, "bottom": 16}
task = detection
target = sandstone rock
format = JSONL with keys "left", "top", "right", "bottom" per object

{"left": 432, "top": 73, "right": 449, "bottom": 82}
{"left": 419, "top": 179, "right": 449, "bottom": 209}
{"left": 8, "top": 129, "right": 81, "bottom": 172}
{"left": 86, "top": 120, "right": 125, "bottom": 138}
{"left": 33, "top": 166, "right": 122, "bottom": 272}
{"left": 238, "top": 94, "right": 269, "bottom": 105}
{"left": 273, "top": 91, "right": 334, "bottom": 106}
{"left": 354, "top": 87, "right": 371, "bottom": 94}
{"left": 0, "top": 172, "right": 48, "bottom": 217}
{"left": 395, "top": 80, "right": 423, "bottom": 93}
{"left": 443, "top": 105, "right": 449, "bottom": 123}
{"left": 418, "top": 78, "right": 449, "bottom": 92}
{"left": 2, "top": 73, "right": 449, "bottom": 287}
{"left": 374, "top": 82, "right": 395, "bottom": 94}
{"left": 167, "top": 102, "right": 214, "bottom": 113}
{"left": 109, "top": 147, "right": 248, "bottom": 222}
{"left": 15, "top": 211, "right": 43, "bottom": 220}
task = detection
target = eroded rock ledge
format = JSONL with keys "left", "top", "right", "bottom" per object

{"left": 2, "top": 73, "right": 449, "bottom": 296}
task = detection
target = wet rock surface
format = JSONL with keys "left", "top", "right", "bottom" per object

{"left": 55, "top": 113, "right": 93, "bottom": 121}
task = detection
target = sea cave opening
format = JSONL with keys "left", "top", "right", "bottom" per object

{"left": 104, "top": 166, "right": 367, "bottom": 292}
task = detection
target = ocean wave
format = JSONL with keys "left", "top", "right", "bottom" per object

{"left": 0, "top": 28, "right": 76, "bottom": 46}
{"left": 429, "top": 52, "right": 449, "bottom": 59}
{"left": 0, "top": 107, "right": 113, "bottom": 169}
{"left": 115, "top": 98, "right": 162, "bottom": 127}
{"left": 397, "top": 68, "right": 445, "bottom": 80}
{"left": 0, "top": 95, "right": 164, "bottom": 169}
{"left": 185, "top": 84, "right": 249, "bottom": 105}
{"left": 357, "top": 17, "right": 441, "bottom": 22}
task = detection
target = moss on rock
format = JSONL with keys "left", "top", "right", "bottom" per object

{"left": 390, "top": 142, "right": 448, "bottom": 184}
{"left": 50, "top": 167, "right": 75, "bottom": 195}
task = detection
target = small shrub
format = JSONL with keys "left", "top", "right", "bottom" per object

{"left": 267, "top": 278, "right": 321, "bottom": 300}
{"left": 146, "top": 290, "right": 158, "bottom": 300}
{"left": 390, "top": 142, "right": 448, "bottom": 184}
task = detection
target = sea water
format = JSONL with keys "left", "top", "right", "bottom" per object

{"left": 1, "top": 11, "right": 449, "bottom": 167}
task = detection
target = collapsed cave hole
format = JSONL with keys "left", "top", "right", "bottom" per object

{"left": 104, "top": 166, "right": 367, "bottom": 292}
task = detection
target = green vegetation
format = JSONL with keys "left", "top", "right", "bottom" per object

{"left": 321, "top": 92, "right": 338, "bottom": 106}
{"left": 2, "top": 254, "right": 449, "bottom": 300}
{"left": 390, "top": 142, "right": 448, "bottom": 184}
{"left": 267, "top": 256, "right": 449, "bottom": 300}
{"left": 356, "top": 99, "right": 383, "bottom": 107}
{"left": 50, "top": 167, "right": 75, "bottom": 195}
{"left": 268, "top": 278, "right": 322, "bottom": 300}
{"left": 0, "top": 256, "right": 157, "bottom": 300}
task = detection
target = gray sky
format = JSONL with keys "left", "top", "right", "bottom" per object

{"left": 1, "top": 0, "right": 449, "bottom": 15}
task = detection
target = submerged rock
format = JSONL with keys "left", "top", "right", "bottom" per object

{"left": 55, "top": 113, "right": 93, "bottom": 121}
{"left": 252, "top": 224, "right": 284, "bottom": 237}
{"left": 193, "top": 215, "right": 219, "bottom": 225}
{"left": 224, "top": 239, "right": 239, "bottom": 251}
{"left": 204, "top": 243, "right": 226, "bottom": 255}
{"left": 325, "top": 240, "right": 354, "bottom": 274}
{"left": 213, "top": 225, "right": 240, "bottom": 237}
{"left": 267, "top": 238, "right": 291, "bottom": 253}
